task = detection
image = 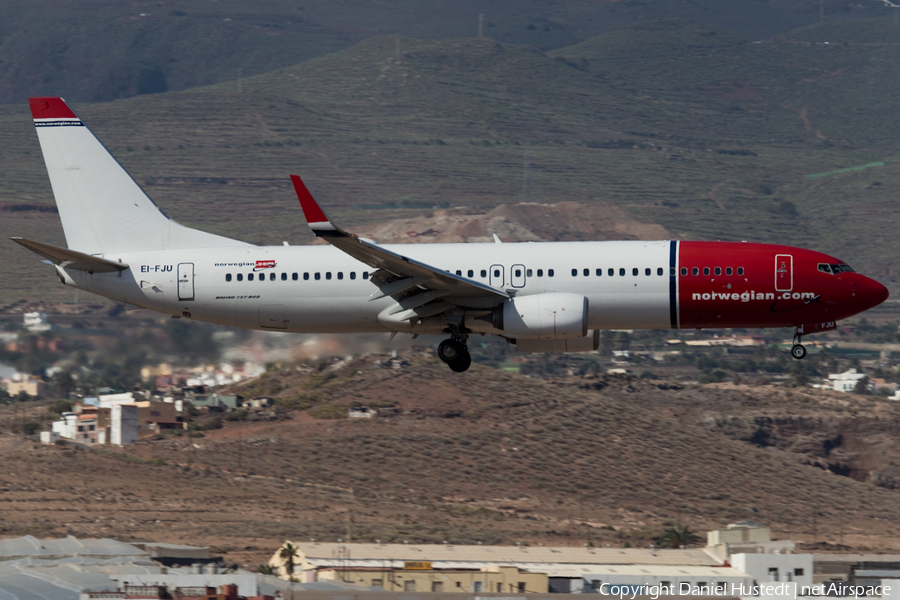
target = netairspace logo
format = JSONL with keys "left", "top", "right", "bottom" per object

{"left": 597, "top": 582, "right": 889, "bottom": 599}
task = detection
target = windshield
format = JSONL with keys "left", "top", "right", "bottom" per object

{"left": 818, "top": 263, "right": 855, "bottom": 275}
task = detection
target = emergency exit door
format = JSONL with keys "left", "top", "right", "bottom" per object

{"left": 177, "top": 263, "right": 195, "bottom": 301}
{"left": 775, "top": 254, "right": 792, "bottom": 292}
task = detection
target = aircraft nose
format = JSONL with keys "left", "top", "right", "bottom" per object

{"left": 856, "top": 276, "right": 889, "bottom": 310}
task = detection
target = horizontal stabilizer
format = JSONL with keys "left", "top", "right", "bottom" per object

{"left": 11, "top": 237, "right": 128, "bottom": 273}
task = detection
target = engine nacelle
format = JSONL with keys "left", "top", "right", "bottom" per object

{"left": 496, "top": 293, "right": 588, "bottom": 339}
{"left": 516, "top": 330, "right": 600, "bottom": 353}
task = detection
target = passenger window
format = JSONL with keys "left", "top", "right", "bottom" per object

{"left": 680, "top": 267, "right": 686, "bottom": 276}
{"left": 248, "top": 273, "right": 254, "bottom": 281}
{"left": 726, "top": 267, "right": 733, "bottom": 276}
{"left": 468, "top": 269, "right": 474, "bottom": 278}
{"left": 737, "top": 267, "right": 744, "bottom": 275}
{"left": 260, "top": 275, "right": 265, "bottom": 283}
{"left": 315, "top": 273, "right": 320, "bottom": 280}
{"left": 645, "top": 268, "right": 651, "bottom": 276}
{"left": 456, "top": 270, "right": 462, "bottom": 276}
{"left": 658, "top": 267, "right": 664, "bottom": 276}
{"left": 572, "top": 268, "right": 578, "bottom": 277}
{"left": 703, "top": 267, "right": 710, "bottom": 276}
{"left": 714, "top": 267, "right": 721, "bottom": 276}
{"left": 549, "top": 269, "right": 555, "bottom": 277}
{"left": 225, "top": 273, "right": 232, "bottom": 282}
{"left": 633, "top": 268, "right": 638, "bottom": 276}
{"left": 608, "top": 268, "right": 614, "bottom": 276}
{"left": 363, "top": 272, "right": 369, "bottom": 280}
{"left": 304, "top": 273, "right": 309, "bottom": 280}
{"left": 270, "top": 272, "right": 276, "bottom": 281}
{"left": 537, "top": 269, "right": 543, "bottom": 277}
{"left": 526, "top": 269, "right": 532, "bottom": 277}
{"left": 350, "top": 272, "right": 356, "bottom": 280}
{"left": 481, "top": 269, "right": 487, "bottom": 278}
{"left": 493, "top": 269, "right": 500, "bottom": 277}
{"left": 619, "top": 268, "right": 625, "bottom": 276}
{"left": 692, "top": 267, "right": 699, "bottom": 276}
{"left": 583, "top": 268, "right": 589, "bottom": 276}
{"left": 515, "top": 269, "right": 522, "bottom": 277}
{"left": 237, "top": 273, "right": 243, "bottom": 282}
{"left": 596, "top": 268, "right": 602, "bottom": 276}
{"left": 338, "top": 272, "right": 344, "bottom": 280}
{"left": 326, "top": 272, "right": 332, "bottom": 280}
{"left": 292, "top": 273, "right": 298, "bottom": 281}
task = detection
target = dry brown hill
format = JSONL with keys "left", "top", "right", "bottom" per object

{"left": 3, "top": 354, "right": 900, "bottom": 567}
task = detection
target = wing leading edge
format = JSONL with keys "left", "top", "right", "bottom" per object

{"left": 290, "top": 175, "right": 508, "bottom": 319}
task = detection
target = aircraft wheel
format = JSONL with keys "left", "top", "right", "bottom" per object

{"left": 448, "top": 349, "right": 472, "bottom": 373}
{"left": 438, "top": 339, "right": 464, "bottom": 364}
{"left": 791, "top": 344, "right": 807, "bottom": 360}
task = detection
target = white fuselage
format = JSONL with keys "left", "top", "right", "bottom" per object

{"left": 65, "top": 240, "right": 674, "bottom": 335}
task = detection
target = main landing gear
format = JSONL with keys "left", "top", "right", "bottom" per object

{"left": 791, "top": 330, "right": 807, "bottom": 360}
{"left": 438, "top": 331, "right": 472, "bottom": 372}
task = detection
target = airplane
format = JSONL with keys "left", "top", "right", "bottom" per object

{"left": 15, "top": 97, "right": 889, "bottom": 372}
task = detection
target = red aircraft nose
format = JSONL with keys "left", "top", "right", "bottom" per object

{"left": 856, "top": 276, "right": 889, "bottom": 311}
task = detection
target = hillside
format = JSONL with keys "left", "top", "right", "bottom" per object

{"left": 0, "top": 0, "right": 892, "bottom": 105}
{"left": 4, "top": 18, "right": 900, "bottom": 304}
{"left": 3, "top": 355, "right": 900, "bottom": 567}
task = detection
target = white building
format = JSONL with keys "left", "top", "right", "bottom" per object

{"left": 22, "top": 312, "right": 50, "bottom": 332}
{"left": 51, "top": 413, "right": 78, "bottom": 440}
{"left": 98, "top": 391, "right": 138, "bottom": 408}
{"left": 706, "top": 522, "right": 795, "bottom": 561}
{"left": 111, "top": 404, "right": 138, "bottom": 446}
{"left": 730, "top": 553, "right": 812, "bottom": 587}
{"left": 828, "top": 368, "right": 868, "bottom": 393}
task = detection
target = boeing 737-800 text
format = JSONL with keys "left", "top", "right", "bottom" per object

{"left": 14, "top": 97, "right": 889, "bottom": 372}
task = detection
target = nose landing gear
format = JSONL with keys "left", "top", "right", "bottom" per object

{"left": 438, "top": 332, "right": 471, "bottom": 372}
{"left": 791, "top": 330, "right": 807, "bottom": 360}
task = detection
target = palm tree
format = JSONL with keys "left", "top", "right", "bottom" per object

{"left": 258, "top": 564, "right": 276, "bottom": 576}
{"left": 655, "top": 523, "right": 702, "bottom": 549}
{"left": 278, "top": 542, "right": 298, "bottom": 579}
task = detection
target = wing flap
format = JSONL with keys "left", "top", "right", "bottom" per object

{"left": 12, "top": 237, "right": 128, "bottom": 273}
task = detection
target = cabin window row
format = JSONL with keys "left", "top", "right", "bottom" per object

{"left": 680, "top": 266, "right": 745, "bottom": 277}
{"left": 224, "top": 272, "right": 370, "bottom": 282}
{"left": 451, "top": 267, "right": 674, "bottom": 278}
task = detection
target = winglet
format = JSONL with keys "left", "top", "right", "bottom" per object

{"left": 290, "top": 175, "right": 336, "bottom": 233}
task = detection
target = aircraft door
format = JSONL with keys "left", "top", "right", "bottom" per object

{"left": 775, "top": 254, "right": 793, "bottom": 292}
{"left": 260, "top": 304, "right": 288, "bottom": 329}
{"left": 511, "top": 264, "right": 526, "bottom": 288}
{"left": 177, "top": 263, "right": 195, "bottom": 301}
{"left": 490, "top": 264, "right": 504, "bottom": 288}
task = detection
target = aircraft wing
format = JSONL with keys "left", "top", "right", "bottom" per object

{"left": 290, "top": 175, "right": 508, "bottom": 315}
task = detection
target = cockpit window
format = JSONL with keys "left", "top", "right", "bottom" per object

{"left": 818, "top": 263, "right": 855, "bottom": 275}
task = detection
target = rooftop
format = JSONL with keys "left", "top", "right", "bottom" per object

{"left": 292, "top": 543, "right": 721, "bottom": 566}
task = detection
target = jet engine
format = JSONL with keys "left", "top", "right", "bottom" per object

{"left": 492, "top": 293, "right": 589, "bottom": 339}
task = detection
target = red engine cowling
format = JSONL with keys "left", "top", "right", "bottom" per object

{"left": 496, "top": 293, "right": 589, "bottom": 339}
